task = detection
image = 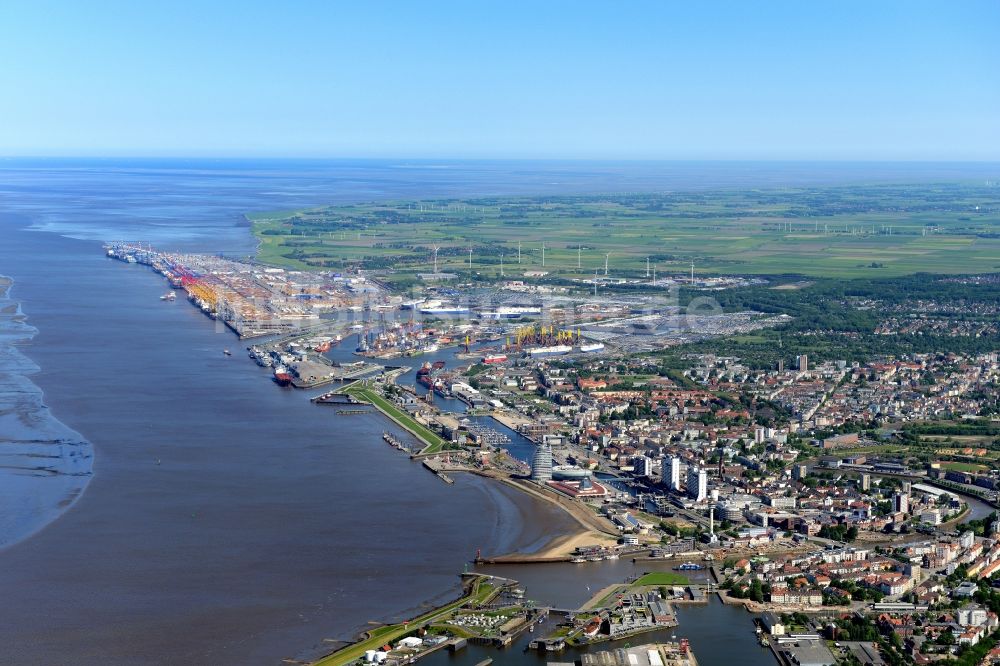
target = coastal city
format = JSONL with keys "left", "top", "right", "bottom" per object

{"left": 3, "top": 5, "right": 998, "bottom": 666}
{"left": 105, "top": 235, "right": 1000, "bottom": 666}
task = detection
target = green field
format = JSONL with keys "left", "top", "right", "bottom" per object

{"left": 937, "top": 461, "right": 991, "bottom": 473}
{"left": 631, "top": 572, "right": 691, "bottom": 587}
{"left": 250, "top": 184, "right": 1000, "bottom": 280}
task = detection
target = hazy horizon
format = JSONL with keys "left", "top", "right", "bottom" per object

{"left": 2, "top": 1, "right": 997, "bottom": 161}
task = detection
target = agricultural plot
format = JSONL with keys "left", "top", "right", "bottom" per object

{"left": 251, "top": 183, "right": 1000, "bottom": 279}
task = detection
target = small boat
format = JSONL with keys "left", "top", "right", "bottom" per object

{"left": 674, "top": 562, "right": 703, "bottom": 571}
{"left": 223, "top": 349, "right": 232, "bottom": 356}
{"left": 571, "top": 557, "right": 586, "bottom": 564}
{"left": 160, "top": 291, "right": 176, "bottom": 301}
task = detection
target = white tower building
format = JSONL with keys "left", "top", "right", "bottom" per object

{"left": 666, "top": 456, "right": 681, "bottom": 491}
{"left": 687, "top": 466, "right": 707, "bottom": 502}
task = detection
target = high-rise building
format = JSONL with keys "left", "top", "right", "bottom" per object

{"left": 893, "top": 492, "right": 909, "bottom": 514}
{"left": 796, "top": 354, "right": 809, "bottom": 372}
{"left": 792, "top": 464, "right": 808, "bottom": 480}
{"left": 687, "top": 466, "right": 707, "bottom": 502}
{"left": 666, "top": 456, "right": 681, "bottom": 491}
{"left": 633, "top": 455, "right": 653, "bottom": 477}
{"left": 531, "top": 443, "right": 553, "bottom": 481}
{"left": 860, "top": 473, "right": 871, "bottom": 491}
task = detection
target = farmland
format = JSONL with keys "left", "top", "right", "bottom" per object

{"left": 250, "top": 182, "right": 1000, "bottom": 280}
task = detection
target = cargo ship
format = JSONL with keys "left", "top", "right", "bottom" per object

{"left": 419, "top": 305, "right": 470, "bottom": 316}
{"left": 313, "top": 340, "right": 332, "bottom": 353}
{"left": 483, "top": 353, "right": 508, "bottom": 364}
{"left": 273, "top": 365, "right": 293, "bottom": 387}
{"left": 528, "top": 345, "right": 572, "bottom": 357}
{"left": 579, "top": 342, "right": 605, "bottom": 353}
{"left": 416, "top": 362, "right": 433, "bottom": 387}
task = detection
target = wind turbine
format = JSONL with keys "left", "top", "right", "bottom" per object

{"left": 431, "top": 246, "right": 440, "bottom": 274}
{"left": 541, "top": 241, "right": 546, "bottom": 267}
{"left": 500, "top": 253, "right": 504, "bottom": 277}
{"left": 646, "top": 257, "right": 650, "bottom": 278}
{"left": 604, "top": 253, "right": 610, "bottom": 276}
{"left": 577, "top": 245, "right": 582, "bottom": 269}
{"left": 517, "top": 241, "right": 521, "bottom": 264}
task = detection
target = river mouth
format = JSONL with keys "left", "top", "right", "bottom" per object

{"left": 0, "top": 274, "right": 93, "bottom": 551}
{"left": 0, "top": 221, "right": 588, "bottom": 666}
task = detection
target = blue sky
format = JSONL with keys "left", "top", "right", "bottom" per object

{"left": 1, "top": 1, "right": 997, "bottom": 159}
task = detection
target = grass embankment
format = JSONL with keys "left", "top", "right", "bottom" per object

{"left": 582, "top": 572, "right": 691, "bottom": 611}
{"left": 313, "top": 580, "right": 497, "bottom": 666}
{"left": 344, "top": 385, "right": 446, "bottom": 454}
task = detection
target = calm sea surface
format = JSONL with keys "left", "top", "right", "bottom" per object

{"left": 0, "top": 159, "right": 995, "bottom": 664}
